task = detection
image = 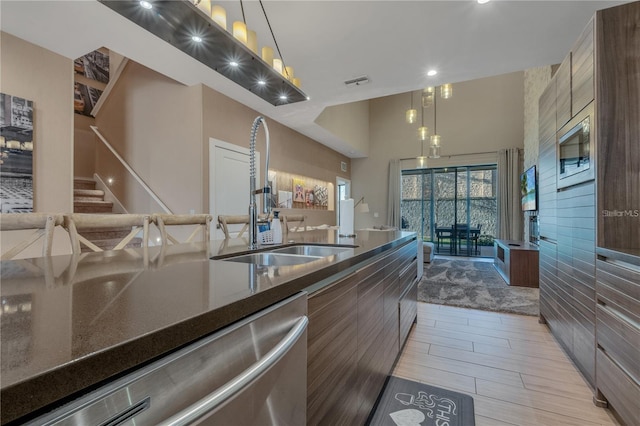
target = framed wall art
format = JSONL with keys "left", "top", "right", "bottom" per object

{"left": 0, "top": 93, "right": 34, "bottom": 213}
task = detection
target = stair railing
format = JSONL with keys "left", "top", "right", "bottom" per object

{"left": 90, "top": 125, "right": 172, "bottom": 214}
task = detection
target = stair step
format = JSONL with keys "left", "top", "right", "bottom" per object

{"left": 74, "top": 178, "right": 97, "bottom": 190}
{"left": 74, "top": 200, "right": 114, "bottom": 214}
{"left": 77, "top": 226, "right": 133, "bottom": 240}
{"left": 74, "top": 189, "right": 105, "bottom": 199}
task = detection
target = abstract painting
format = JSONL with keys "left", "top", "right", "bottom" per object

{"left": 293, "top": 178, "right": 305, "bottom": 203}
{"left": 0, "top": 93, "right": 34, "bottom": 213}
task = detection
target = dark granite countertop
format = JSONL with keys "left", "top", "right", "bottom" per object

{"left": 0, "top": 229, "right": 415, "bottom": 424}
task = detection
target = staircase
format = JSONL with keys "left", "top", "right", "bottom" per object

{"left": 74, "top": 178, "right": 113, "bottom": 213}
{"left": 73, "top": 178, "right": 143, "bottom": 252}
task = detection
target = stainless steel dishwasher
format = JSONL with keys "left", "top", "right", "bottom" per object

{"left": 29, "top": 292, "right": 308, "bottom": 426}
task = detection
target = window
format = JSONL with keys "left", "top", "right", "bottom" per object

{"left": 401, "top": 165, "right": 497, "bottom": 257}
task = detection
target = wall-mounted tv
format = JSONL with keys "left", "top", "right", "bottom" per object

{"left": 520, "top": 165, "right": 537, "bottom": 211}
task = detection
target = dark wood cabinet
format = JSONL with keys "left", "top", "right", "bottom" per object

{"left": 307, "top": 239, "right": 418, "bottom": 425}
{"left": 306, "top": 272, "right": 359, "bottom": 425}
{"left": 493, "top": 239, "right": 539, "bottom": 287}
{"left": 595, "top": 251, "right": 640, "bottom": 425}
{"left": 593, "top": 4, "right": 640, "bottom": 424}
{"left": 537, "top": 2, "right": 640, "bottom": 424}
{"left": 596, "top": 2, "right": 640, "bottom": 254}
{"left": 572, "top": 17, "right": 595, "bottom": 116}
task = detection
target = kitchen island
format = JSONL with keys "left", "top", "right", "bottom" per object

{"left": 0, "top": 229, "right": 417, "bottom": 424}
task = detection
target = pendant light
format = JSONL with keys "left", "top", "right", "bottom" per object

{"left": 429, "top": 88, "right": 441, "bottom": 158}
{"left": 211, "top": 5, "right": 227, "bottom": 30}
{"left": 440, "top": 83, "right": 453, "bottom": 99}
{"left": 422, "top": 86, "right": 435, "bottom": 108}
{"left": 417, "top": 139, "right": 428, "bottom": 169}
{"left": 406, "top": 91, "right": 417, "bottom": 124}
{"left": 418, "top": 102, "right": 428, "bottom": 141}
{"left": 417, "top": 98, "right": 428, "bottom": 168}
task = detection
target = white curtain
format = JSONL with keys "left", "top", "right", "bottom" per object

{"left": 387, "top": 159, "right": 401, "bottom": 228}
{"left": 497, "top": 148, "right": 523, "bottom": 240}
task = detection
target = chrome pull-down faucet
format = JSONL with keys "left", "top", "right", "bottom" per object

{"left": 249, "top": 116, "right": 271, "bottom": 250}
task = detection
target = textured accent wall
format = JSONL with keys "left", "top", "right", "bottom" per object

{"left": 523, "top": 66, "right": 553, "bottom": 242}
{"left": 523, "top": 66, "right": 553, "bottom": 170}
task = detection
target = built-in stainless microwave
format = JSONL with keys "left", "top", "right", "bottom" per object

{"left": 557, "top": 102, "right": 595, "bottom": 189}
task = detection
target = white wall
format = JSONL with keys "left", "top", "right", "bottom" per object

{"left": 95, "top": 61, "right": 204, "bottom": 214}
{"left": 352, "top": 71, "right": 525, "bottom": 229}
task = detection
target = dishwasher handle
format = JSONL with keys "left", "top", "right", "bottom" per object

{"left": 158, "top": 315, "right": 308, "bottom": 426}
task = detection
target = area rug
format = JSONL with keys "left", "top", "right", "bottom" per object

{"left": 418, "top": 258, "right": 539, "bottom": 316}
{"left": 368, "top": 376, "right": 475, "bottom": 426}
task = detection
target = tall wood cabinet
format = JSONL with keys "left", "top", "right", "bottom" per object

{"left": 538, "top": 16, "right": 597, "bottom": 389}
{"left": 538, "top": 2, "right": 640, "bottom": 425}
{"left": 594, "top": 2, "right": 640, "bottom": 425}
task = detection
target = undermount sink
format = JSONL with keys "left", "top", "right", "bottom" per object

{"left": 220, "top": 252, "right": 324, "bottom": 266}
{"left": 270, "top": 245, "right": 353, "bottom": 257}
{"left": 214, "top": 245, "right": 355, "bottom": 266}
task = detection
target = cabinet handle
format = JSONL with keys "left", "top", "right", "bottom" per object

{"left": 99, "top": 397, "right": 150, "bottom": 426}
{"left": 158, "top": 316, "right": 308, "bottom": 426}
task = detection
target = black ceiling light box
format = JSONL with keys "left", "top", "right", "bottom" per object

{"left": 98, "top": 0, "right": 308, "bottom": 106}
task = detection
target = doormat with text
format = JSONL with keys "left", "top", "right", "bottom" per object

{"left": 368, "top": 376, "right": 475, "bottom": 426}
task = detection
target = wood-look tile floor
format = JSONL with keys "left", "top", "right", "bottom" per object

{"left": 392, "top": 303, "right": 621, "bottom": 426}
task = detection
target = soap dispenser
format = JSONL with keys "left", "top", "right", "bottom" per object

{"left": 271, "top": 211, "right": 283, "bottom": 244}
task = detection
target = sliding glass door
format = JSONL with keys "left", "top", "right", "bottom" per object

{"left": 401, "top": 165, "right": 497, "bottom": 257}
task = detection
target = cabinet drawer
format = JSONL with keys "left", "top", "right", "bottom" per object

{"left": 399, "top": 258, "right": 417, "bottom": 294}
{"left": 596, "top": 304, "right": 640, "bottom": 384}
{"left": 385, "top": 243, "right": 415, "bottom": 280}
{"left": 596, "top": 258, "right": 640, "bottom": 324}
{"left": 596, "top": 349, "right": 640, "bottom": 425}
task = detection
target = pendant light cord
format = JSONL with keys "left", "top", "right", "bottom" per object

{"left": 421, "top": 101, "right": 425, "bottom": 156}
{"left": 240, "top": 0, "right": 246, "bottom": 24}
{"left": 259, "top": 0, "right": 291, "bottom": 80}
{"left": 434, "top": 89, "right": 437, "bottom": 134}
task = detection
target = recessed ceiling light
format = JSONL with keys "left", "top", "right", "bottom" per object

{"left": 279, "top": 95, "right": 288, "bottom": 101}
{"left": 427, "top": 69, "right": 438, "bottom": 77}
{"left": 477, "top": 0, "right": 490, "bottom": 4}
{"left": 229, "top": 61, "right": 239, "bottom": 67}
{"left": 306, "top": 96, "right": 311, "bottom": 101}
{"left": 191, "top": 35, "right": 203, "bottom": 43}
{"left": 139, "top": 1, "right": 152, "bottom": 10}
{"left": 257, "top": 80, "right": 266, "bottom": 86}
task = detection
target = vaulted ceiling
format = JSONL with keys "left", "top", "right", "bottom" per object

{"left": 1, "top": 1, "right": 627, "bottom": 157}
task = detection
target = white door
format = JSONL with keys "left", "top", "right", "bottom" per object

{"left": 210, "top": 139, "right": 259, "bottom": 239}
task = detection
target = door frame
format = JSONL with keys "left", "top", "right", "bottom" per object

{"left": 336, "top": 177, "right": 351, "bottom": 227}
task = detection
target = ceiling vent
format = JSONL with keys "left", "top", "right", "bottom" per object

{"left": 344, "top": 76, "right": 370, "bottom": 87}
